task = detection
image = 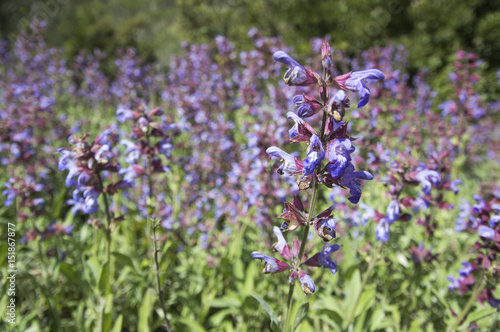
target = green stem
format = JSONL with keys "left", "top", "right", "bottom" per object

{"left": 95, "top": 168, "right": 112, "bottom": 292}
{"left": 152, "top": 221, "right": 173, "bottom": 332}
{"left": 447, "top": 277, "right": 488, "bottom": 332}
{"left": 342, "top": 243, "right": 382, "bottom": 330}
{"left": 283, "top": 282, "right": 295, "bottom": 332}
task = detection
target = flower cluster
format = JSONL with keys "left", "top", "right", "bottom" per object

{"left": 252, "top": 41, "right": 384, "bottom": 295}
{"left": 448, "top": 194, "right": 500, "bottom": 309}
{"left": 58, "top": 129, "right": 129, "bottom": 218}
{"left": 116, "top": 104, "right": 180, "bottom": 223}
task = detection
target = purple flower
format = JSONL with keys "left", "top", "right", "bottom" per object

{"left": 116, "top": 106, "right": 135, "bottom": 122}
{"left": 450, "top": 179, "right": 462, "bottom": 194}
{"left": 302, "top": 134, "right": 325, "bottom": 176}
{"left": 447, "top": 276, "right": 463, "bottom": 291}
{"left": 302, "top": 244, "right": 341, "bottom": 274}
{"left": 458, "top": 262, "right": 473, "bottom": 277}
{"left": 386, "top": 200, "right": 400, "bottom": 224}
{"left": 313, "top": 217, "right": 337, "bottom": 241}
{"left": 273, "top": 51, "right": 318, "bottom": 86}
{"left": 287, "top": 112, "right": 315, "bottom": 142}
{"left": 298, "top": 271, "right": 315, "bottom": 295}
{"left": 266, "top": 146, "right": 303, "bottom": 176}
{"left": 334, "top": 69, "right": 385, "bottom": 108}
{"left": 293, "top": 93, "right": 322, "bottom": 118}
{"left": 250, "top": 252, "right": 291, "bottom": 273}
{"left": 326, "top": 138, "right": 355, "bottom": 178}
{"left": 376, "top": 218, "right": 390, "bottom": 242}
{"left": 478, "top": 225, "right": 500, "bottom": 241}
{"left": 340, "top": 164, "right": 373, "bottom": 204}
{"left": 415, "top": 170, "right": 440, "bottom": 195}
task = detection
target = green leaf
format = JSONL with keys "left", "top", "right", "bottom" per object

{"left": 99, "top": 295, "right": 113, "bottom": 332}
{"left": 98, "top": 261, "right": 110, "bottom": 295}
{"left": 251, "top": 292, "right": 282, "bottom": 331}
{"left": 112, "top": 251, "right": 135, "bottom": 270}
{"left": 345, "top": 269, "right": 361, "bottom": 316}
{"left": 207, "top": 297, "right": 241, "bottom": 308}
{"left": 179, "top": 318, "right": 206, "bottom": 332}
{"left": 111, "top": 314, "right": 123, "bottom": 332}
{"left": 465, "top": 306, "right": 497, "bottom": 324}
{"left": 291, "top": 302, "right": 309, "bottom": 332}
{"left": 354, "top": 285, "right": 376, "bottom": 317}
{"left": 138, "top": 288, "right": 155, "bottom": 332}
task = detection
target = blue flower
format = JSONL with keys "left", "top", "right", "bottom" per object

{"left": 386, "top": 200, "right": 400, "bottom": 224}
{"left": 326, "top": 138, "right": 355, "bottom": 178}
{"left": 458, "top": 262, "right": 473, "bottom": 277}
{"left": 292, "top": 93, "right": 322, "bottom": 118}
{"left": 478, "top": 225, "right": 499, "bottom": 241}
{"left": 287, "top": 112, "right": 315, "bottom": 142}
{"left": 376, "top": 218, "right": 390, "bottom": 242}
{"left": 302, "top": 134, "right": 325, "bottom": 176}
{"left": 302, "top": 244, "right": 341, "bottom": 274}
{"left": 250, "top": 252, "right": 291, "bottom": 273}
{"left": 340, "top": 164, "right": 373, "bottom": 204}
{"left": 415, "top": 170, "right": 440, "bottom": 195}
{"left": 334, "top": 69, "right": 385, "bottom": 108}
{"left": 273, "top": 51, "right": 318, "bottom": 86}
{"left": 298, "top": 271, "right": 315, "bottom": 295}
{"left": 266, "top": 146, "right": 303, "bottom": 176}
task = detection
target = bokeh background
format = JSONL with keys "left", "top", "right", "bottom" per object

{"left": 1, "top": 1, "right": 500, "bottom": 331}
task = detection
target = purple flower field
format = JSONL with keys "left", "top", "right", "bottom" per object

{"left": 1, "top": 21, "right": 500, "bottom": 331}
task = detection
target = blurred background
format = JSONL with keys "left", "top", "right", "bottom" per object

{"left": 1, "top": 0, "right": 500, "bottom": 74}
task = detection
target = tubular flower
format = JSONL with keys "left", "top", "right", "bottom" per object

{"left": 326, "top": 138, "right": 355, "bottom": 178}
{"left": 273, "top": 51, "right": 319, "bottom": 86}
{"left": 293, "top": 93, "right": 323, "bottom": 118}
{"left": 313, "top": 206, "right": 337, "bottom": 241}
{"left": 302, "top": 134, "right": 325, "bottom": 176}
{"left": 251, "top": 227, "right": 341, "bottom": 295}
{"left": 298, "top": 271, "right": 316, "bottom": 295}
{"left": 340, "top": 164, "right": 373, "bottom": 204}
{"left": 302, "top": 244, "right": 341, "bottom": 274}
{"left": 250, "top": 252, "right": 291, "bottom": 274}
{"left": 287, "top": 112, "right": 316, "bottom": 142}
{"left": 334, "top": 69, "right": 385, "bottom": 108}
{"left": 266, "top": 146, "right": 303, "bottom": 176}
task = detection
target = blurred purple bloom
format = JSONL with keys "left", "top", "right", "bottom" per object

{"left": 478, "top": 225, "right": 500, "bottom": 241}
{"left": 415, "top": 170, "right": 440, "bottom": 195}
{"left": 376, "top": 218, "right": 390, "bottom": 242}
{"left": 386, "top": 200, "right": 400, "bottom": 224}
{"left": 458, "top": 262, "right": 473, "bottom": 277}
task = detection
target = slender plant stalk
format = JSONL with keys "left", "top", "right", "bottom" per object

{"left": 282, "top": 101, "right": 328, "bottom": 332}
{"left": 152, "top": 221, "right": 173, "bottom": 332}
{"left": 95, "top": 168, "right": 113, "bottom": 292}
{"left": 342, "top": 243, "right": 382, "bottom": 330}
{"left": 447, "top": 276, "right": 488, "bottom": 332}
{"left": 145, "top": 128, "right": 173, "bottom": 330}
